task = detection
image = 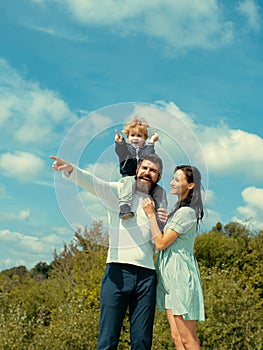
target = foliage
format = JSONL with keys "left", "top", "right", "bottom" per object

{"left": 0, "top": 221, "right": 262, "bottom": 349}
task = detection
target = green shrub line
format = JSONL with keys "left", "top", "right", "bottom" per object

{"left": 0, "top": 221, "right": 262, "bottom": 349}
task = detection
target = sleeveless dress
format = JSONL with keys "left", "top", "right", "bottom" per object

{"left": 155, "top": 206, "right": 205, "bottom": 321}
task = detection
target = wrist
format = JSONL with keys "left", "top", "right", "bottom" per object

{"left": 147, "top": 212, "right": 155, "bottom": 219}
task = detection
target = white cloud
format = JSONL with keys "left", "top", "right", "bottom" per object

{"left": 85, "top": 161, "right": 119, "bottom": 181}
{"left": 0, "top": 59, "right": 78, "bottom": 148}
{"left": 0, "top": 257, "right": 26, "bottom": 270}
{"left": 203, "top": 189, "right": 216, "bottom": 206}
{"left": 202, "top": 208, "right": 222, "bottom": 231}
{"left": 51, "top": 226, "right": 73, "bottom": 236}
{"left": 0, "top": 228, "right": 67, "bottom": 270}
{"left": 0, "top": 209, "right": 30, "bottom": 221}
{"left": 0, "top": 151, "right": 45, "bottom": 182}
{"left": 0, "top": 229, "right": 47, "bottom": 253}
{"left": 241, "top": 186, "right": 263, "bottom": 209}
{"left": 39, "top": 0, "right": 233, "bottom": 51}
{"left": 156, "top": 102, "right": 263, "bottom": 181}
{"left": 201, "top": 128, "right": 263, "bottom": 178}
{"left": 56, "top": 111, "right": 114, "bottom": 164}
{"left": 236, "top": 0, "right": 261, "bottom": 31}
{"left": 233, "top": 186, "right": 263, "bottom": 230}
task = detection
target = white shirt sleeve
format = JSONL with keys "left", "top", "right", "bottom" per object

{"left": 63, "top": 165, "right": 119, "bottom": 211}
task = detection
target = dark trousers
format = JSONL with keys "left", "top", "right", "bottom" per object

{"left": 97, "top": 263, "right": 157, "bottom": 350}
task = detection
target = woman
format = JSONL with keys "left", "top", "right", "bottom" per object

{"left": 143, "top": 165, "right": 205, "bottom": 350}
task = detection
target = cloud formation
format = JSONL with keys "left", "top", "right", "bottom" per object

{"left": 0, "top": 59, "right": 78, "bottom": 149}
{"left": 237, "top": 0, "right": 261, "bottom": 31}
{"left": 0, "top": 209, "right": 30, "bottom": 221}
{"left": 55, "top": 0, "right": 234, "bottom": 51}
{"left": 233, "top": 186, "right": 263, "bottom": 229}
{"left": 0, "top": 227, "right": 70, "bottom": 269}
{"left": 0, "top": 151, "right": 45, "bottom": 182}
{"left": 158, "top": 101, "right": 263, "bottom": 181}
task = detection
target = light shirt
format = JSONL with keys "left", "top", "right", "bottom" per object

{"left": 63, "top": 166, "right": 156, "bottom": 270}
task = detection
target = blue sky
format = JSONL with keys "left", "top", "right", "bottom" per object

{"left": 1, "top": 0, "right": 263, "bottom": 271}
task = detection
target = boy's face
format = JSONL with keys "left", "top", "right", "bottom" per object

{"left": 127, "top": 130, "right": 146, "bottom": 147}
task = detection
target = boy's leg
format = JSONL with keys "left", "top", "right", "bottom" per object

{"left": 119, "top": 176, "right": 135, "bottom": 219}
{"left": 98, "top": 264, "right": 132, "bottom": 349}
{"left": 151, "top": 184, "right": 168, "bottom": 230}
{"left": 129, "top": 267, "right": 157, "bottom": 350}
{"left": 150, "top": 184, "right": 168, "bottom": 210}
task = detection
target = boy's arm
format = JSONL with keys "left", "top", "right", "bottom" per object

{"left": 148, "top": 133, "right": 159, "bottom": 144}
{"left": 115, "top": 137, "right": 129, "bottom": 160}
{"left": 115, "top": 129, "right": 123, "bottom": 143}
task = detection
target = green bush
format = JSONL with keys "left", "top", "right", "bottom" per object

{"left": 0, "top": 221, "right": 262, "bottom": 349}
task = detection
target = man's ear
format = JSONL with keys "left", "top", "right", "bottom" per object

{"left": 157, "top": 173, "right": 162, "bottom": 182}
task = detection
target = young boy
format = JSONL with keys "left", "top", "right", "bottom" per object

{"left": 115, "top": 116, "right": 167, "bottom": 220}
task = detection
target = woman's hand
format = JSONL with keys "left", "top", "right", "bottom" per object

{"left": 142, "top": 197, "right": 155, "bottom": 218}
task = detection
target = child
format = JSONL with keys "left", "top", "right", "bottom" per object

{"left": 115, "top": 116, "right": 167, "bottom": 220}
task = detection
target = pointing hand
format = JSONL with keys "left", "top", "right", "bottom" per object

{"left": 49, "top": 156, "right": 73, "bottom": 174}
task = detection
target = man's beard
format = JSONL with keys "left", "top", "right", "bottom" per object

{"left": 136, "top": 176, "right": 153, "bottom": 194}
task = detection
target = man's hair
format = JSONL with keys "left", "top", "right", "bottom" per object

{"left": 122, "top": 116, "right": 149, "bottom": 140}
{"left": 138, "top": 153, "right": 163, "bottom": 175}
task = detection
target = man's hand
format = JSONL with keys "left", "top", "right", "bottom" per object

{"left": 150, "top": 133, "right": 159, "bottom": 143}
{"left": 115, "top": 129, "right": 124, "bottom": 143}
{"left": 49, "top": 156, "right": 73, "bottom": 174}
{"left": 156, "top": 208, "right": 169, "bottom": 223}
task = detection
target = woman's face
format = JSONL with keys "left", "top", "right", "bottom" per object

{"left": 170, "top": 169, "right": 194, "bottom": 199}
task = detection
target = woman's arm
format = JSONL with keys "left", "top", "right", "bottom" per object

{"left": 143, "top": 198, "right": 179, "bottom": 250}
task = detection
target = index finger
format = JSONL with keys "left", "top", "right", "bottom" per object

{"left": 49, "top": 155, "right": 58, "bottom": 161}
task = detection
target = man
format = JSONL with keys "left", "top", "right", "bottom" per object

{"left": 50, "top": 153, "right": 167, "bottom": 350}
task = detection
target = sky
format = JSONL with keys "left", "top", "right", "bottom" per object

{"left": 1, "top": 0, "right": 263, "bottom": 271}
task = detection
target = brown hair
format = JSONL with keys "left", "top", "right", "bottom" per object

{"left": 169, "top": 165, "right": 204, "bottom": 224}
{"left": 122, "top": 116, "right": 149, "bottom": 140}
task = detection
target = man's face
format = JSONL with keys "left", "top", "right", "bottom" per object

{"left": 136, "top": 159, "right": 161, "bottom": 193}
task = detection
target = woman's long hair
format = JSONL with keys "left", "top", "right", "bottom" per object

{"left": 168, "top": 165, "right": 204, "bottom": 225}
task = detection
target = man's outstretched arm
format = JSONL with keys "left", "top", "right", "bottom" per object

{"left": 50, "top": 155, "right": 118, "bottom": 209}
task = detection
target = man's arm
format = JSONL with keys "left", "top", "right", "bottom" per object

{"left": 50, "top": 156, "right": 118, "bottom": 209}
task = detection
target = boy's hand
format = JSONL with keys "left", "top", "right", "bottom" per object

{"left": 115, "top": 129, "right": 124, "bottom": 143}
{"left": 150, "top": 133, "right": 159, "bottom": 143}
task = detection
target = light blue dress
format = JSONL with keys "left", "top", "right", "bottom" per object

{"left": 156, "top": 206, "right": 205, "bottom": 321}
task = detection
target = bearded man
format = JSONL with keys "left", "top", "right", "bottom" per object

{"left": 50, "top": 153, "right": 167, "bottom": 350}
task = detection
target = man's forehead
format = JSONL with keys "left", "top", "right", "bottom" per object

{"left": 140, "top": 160, "right": 159, "bottom": 170}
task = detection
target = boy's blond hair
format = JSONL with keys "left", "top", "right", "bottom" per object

{"left": 122, "top": 116, "right": 149, "bottom": 140}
